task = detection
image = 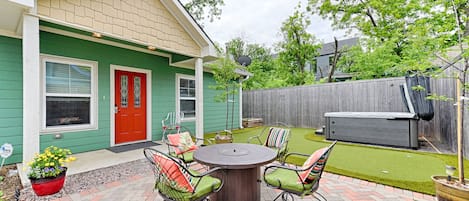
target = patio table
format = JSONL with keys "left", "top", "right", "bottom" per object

{"left": 194, "top": 143, "right": 276, "bottom": 201}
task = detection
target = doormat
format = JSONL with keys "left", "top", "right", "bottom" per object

{"left": 107, "top": 141, "right": 160, "bottom": 153}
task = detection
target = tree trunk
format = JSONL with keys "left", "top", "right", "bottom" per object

{"left": 327, "top": 37, "right": 340, "bottom": 82}
{"left": 464, "top": 6, "right": 469, "bottom": 37}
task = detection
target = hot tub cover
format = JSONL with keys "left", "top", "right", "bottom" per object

{"left": 324, "top": 112, "right": 418, "bottom": 119}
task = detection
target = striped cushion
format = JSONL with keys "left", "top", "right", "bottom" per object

{"left": 153, "top": 153, "right": 195, "bottom": 193}
{"left": 264, "top": 127, "right": 290, "bottom": 148}
{"left": 168, "top": 132, "right": 198, "bottom": 154}
{"left": 298, "top": 147, "right": 328, "bottom": 183}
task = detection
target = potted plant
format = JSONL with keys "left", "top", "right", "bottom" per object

{"left": 209, "top": 56, "right": 243, "bottom": 143}
{"left": 27, "top": 146, "right": 76, "bottom": 196}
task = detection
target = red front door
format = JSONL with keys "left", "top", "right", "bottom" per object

{"left": 115, "top": 70, "right": 147, "bottom": 144}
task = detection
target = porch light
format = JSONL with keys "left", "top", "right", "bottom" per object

{"left": 445, "top": 165, "right": 456, "bottom": 182}
{"left": 92, "top": 32, "right": 102, "bottom": 38}
{"left": 147, "top": 46, "right": 156, "bottom": 51}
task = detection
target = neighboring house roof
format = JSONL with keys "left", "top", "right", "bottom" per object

{"left": 318, "top": 37, "right": 359, "bottom": 56}
{"left": 432, "top": 44, "right": 468, "bottom": 70}
{"left": 235, "top": 68, "right": 253, "bottom": 77}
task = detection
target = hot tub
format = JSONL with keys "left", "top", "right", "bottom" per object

{"left": 324, "top": 112, "right": 419, "bottom": 148}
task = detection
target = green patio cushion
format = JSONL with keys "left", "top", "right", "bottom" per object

{"left": 156, "top": 172, "right": 222, "bottom": 201}
{"left": 270, "top": 146, "right": 287, "bottom": 157}
{"left": 170, "top": 151, "right": 194, "bottom": 163}
{"left": 264, "top": 168, "right": 314, "bottom": 194}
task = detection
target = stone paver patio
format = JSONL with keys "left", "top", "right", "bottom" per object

{"left": 18, "top": 144, "right": 436, "bottom": 201}
{"left": 20, "top": 165, "right": 435, "bottom": 201}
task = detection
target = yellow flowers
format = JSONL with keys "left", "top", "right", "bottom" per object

{"left": 27, "top": 146, "right": 77, "bottom": 179}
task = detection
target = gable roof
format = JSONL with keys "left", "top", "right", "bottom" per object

{"left": 161, "top": 0, "right": 217, "bottom": 60}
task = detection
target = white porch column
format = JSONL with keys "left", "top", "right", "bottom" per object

{"left": 195, "top": 58, "right": 204, "bottom": 140}
{"left": 22, "top": 13, "right": 40, "bottom": 164}
{"left": 239, "top": 81, "right": 243, "bottom": 128}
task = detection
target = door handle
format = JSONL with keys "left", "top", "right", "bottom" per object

{"left": 114, "top": 105, "right": 119, "bottom": 114}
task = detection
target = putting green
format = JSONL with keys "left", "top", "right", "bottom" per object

{"left": 205, "top": 126, "right": 469, "bottom": 195}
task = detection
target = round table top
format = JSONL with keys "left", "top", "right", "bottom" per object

{"left": 194, "top": 143, "right": 277, "bottom": 169}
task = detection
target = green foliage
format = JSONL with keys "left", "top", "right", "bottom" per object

{"left": 27, "top": 146, "right": 76, "bottom": 179}
{"left": 411, "top": 85, "right": 426, "bottom": 92}
{"left": 208, "top": 57, "right": 241, "bottom": 102}
{"left": 0, "top": 190, "right": 3, "bottom": 201}
{"left": 277, "top": 4, "right": 321, "bottom": 85}
{"left": 225, "top": 37, "right": 246, "bottom": 61}
{"left": 182, "top": 0, "right": 224, "bottom": 23}
{"left": 0, "top": 176, "right": 3, "bottom": 181}
{"left": 308, "top": 0, "right": 463, "bottom": 80}
{"left": 426, "top": 93, "right": 454, "bottom": 102}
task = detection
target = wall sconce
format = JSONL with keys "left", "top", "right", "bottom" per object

{"left": 445, "top": 165, "right": 456, "bottom": 182}
{"left": 147, "top": 46, "right": 156, "bottom": 51}
{"left": 92, "top": 32, "right": 102, "bottom": 38}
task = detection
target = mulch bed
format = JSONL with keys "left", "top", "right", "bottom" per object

{"left": 0, "top": 165, "right": 22, "bottom": 201}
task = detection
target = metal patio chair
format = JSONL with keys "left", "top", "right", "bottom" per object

{"left": 247, "top": 122, "right": 292, "bottom": 160}
{"left": 143, "top": 148, "right": 224, "bottom": 201}
{"left": 162, "top": 112, "right": 184, "bottom": 136}
{"left": 263, "top": 141, "right": 337, "bottom": 201}
{"left": 163, "top": 131, "right": 206, "bottom": 166}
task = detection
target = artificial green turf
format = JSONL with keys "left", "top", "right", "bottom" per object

{"left": 204, "top": 127, "right": 469, "bottom": 195}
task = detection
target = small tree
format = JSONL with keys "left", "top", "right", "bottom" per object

{"left": 277, "top": 4, "right": 320, "bottom": 85}
{"left": 209, "top": 56, "right": 242, "bottom": 134}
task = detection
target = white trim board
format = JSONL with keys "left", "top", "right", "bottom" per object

{"left": 39, "top": 54, "right": 99, "bottom": 134}
{"left": 110, "top": 65, "right": 152, "bottom": 146}
{"left": 175, "top": 73, "right": 196, "bottom": 122}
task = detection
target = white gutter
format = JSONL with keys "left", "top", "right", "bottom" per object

{"left": 239, "top": 74, "right": 251, "bottom": 128}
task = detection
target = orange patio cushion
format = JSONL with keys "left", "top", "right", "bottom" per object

{"left": 167, "top": 132, "right": 198, "bottom": 154}
{"left": 298, "top": 147, "right": 327, "bottom": 183}
{"left": 153, "top": 153, "right": 194, "bottom": 192}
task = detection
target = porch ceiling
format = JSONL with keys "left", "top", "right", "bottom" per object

{"left": 0, "top": 1, "right": 28, "bottom": 37}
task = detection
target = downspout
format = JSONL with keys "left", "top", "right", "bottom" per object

{"left": 239, "top": 75, "right": 251, "bottom": 128}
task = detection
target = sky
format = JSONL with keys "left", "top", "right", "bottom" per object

{"left": 201, "top": 0, "right": 354, "bottom": 49}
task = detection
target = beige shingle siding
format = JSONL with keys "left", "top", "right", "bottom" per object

{"left": 38, "top": 0, "right": 201, "bottom": 57}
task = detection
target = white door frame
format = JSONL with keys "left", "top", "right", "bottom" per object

{"left": 110, "top": 65, "right": 152, "bottom": 146}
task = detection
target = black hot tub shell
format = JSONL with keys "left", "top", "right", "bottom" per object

{"left": 324, "top": 112, "right": 419, "bottom": 148}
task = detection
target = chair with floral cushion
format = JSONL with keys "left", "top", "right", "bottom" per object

{"left": 143, "top": 148, "right": 224, "bottom": 201}
{"left": 247, "top": 122, "right": 292, "bottom": 160}
{"left": 163, "top": 131, "right": 206, "bottom": 166}
{"left": 263, "top": 141, "right": 337, "bottom": 201}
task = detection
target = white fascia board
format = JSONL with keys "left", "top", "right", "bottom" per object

{"left": 7, "top": 0, "right": 33, "bottom": 8}
{"left": 160, "top": 0, "right": 217, "bottom": 58}
{"left": 201, "top": 45, "right": 219, "bottom": 61}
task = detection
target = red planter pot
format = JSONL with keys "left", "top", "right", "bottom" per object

{"left": 30, "top": 168, "right": 67, "bottom": 196}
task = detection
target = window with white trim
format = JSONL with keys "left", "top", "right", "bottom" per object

{"left": 177, "top": 74, "right": 196, "bottom": 119}
{"left": 41, "top": 55, "right": 98, "bottom": 132}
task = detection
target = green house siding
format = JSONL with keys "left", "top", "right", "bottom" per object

{"left": 203, "top": 75, "right": 240, "bottom": 132}
{"left": 0, "top": 35, "right": 23, "bottom": 164}
{"left": 39, "top": 31, "right": 239, "bottom": 154}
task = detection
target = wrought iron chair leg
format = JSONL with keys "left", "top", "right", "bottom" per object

{"left": 312, "top": 192, "right": 327, "bottom": 201}
{"left": 273, "top": 191, "right": 285, "bottom": 201}
{"left": 274, "top": 191, "right": 296, "bottom": 201}
{"left": 286, "top": 192, "right": 294, "bottom": 201}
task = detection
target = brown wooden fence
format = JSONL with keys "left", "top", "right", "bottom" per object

{"left": 242, "top": 77, "right": 465, "bottom": 156}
